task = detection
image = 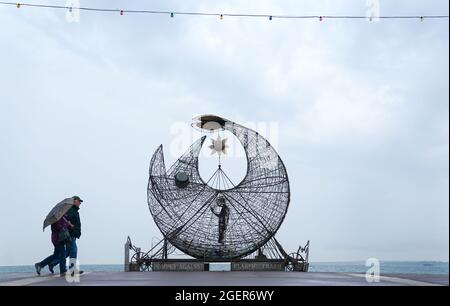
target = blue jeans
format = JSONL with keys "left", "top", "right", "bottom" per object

{"left": 66, "top": 237, "right": 78, "bottom": 259}
{"left": 39, "top": 244, "right": 66, "bottom": 273}
{"left": 50, "top": 237, "right": 78, "bottom": 267}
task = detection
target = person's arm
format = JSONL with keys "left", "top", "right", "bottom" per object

{"left": 210, "top": 206, "right": 220, "bottom": 217}
{"left": 62, "top": 217, "right": 74, "bottom": 228}
{"left": 54, "top": 219, "right": 66, "bottom": 231}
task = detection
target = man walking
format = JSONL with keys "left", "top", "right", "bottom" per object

{"left": 65, "top": 195, "right": 83, "bottom": 275}
{"left": 66, "top": 196, "right": 83, "bottom": 268}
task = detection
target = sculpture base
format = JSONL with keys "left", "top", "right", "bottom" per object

{"left": 129, "top": 259, "right": 308, "bottom": 272}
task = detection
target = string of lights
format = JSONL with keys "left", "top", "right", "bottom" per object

{"left": 1, "top": 1, "right": 449, "bottom": 21}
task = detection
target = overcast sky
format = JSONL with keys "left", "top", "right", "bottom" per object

{"left": 0, "top": 0, "right": 448, "bottom": 265}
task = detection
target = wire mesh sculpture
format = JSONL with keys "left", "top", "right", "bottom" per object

{"left": 147, "top": 115, "right": 290, "bottom": 260}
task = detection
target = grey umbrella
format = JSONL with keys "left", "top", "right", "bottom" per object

{"left": 42, "top": 197, "right": 74, "bottom": 231}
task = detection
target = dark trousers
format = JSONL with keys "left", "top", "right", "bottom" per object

{"left": 39, "top": 243, "right": 67, "bottom": 273}
{"left": 50, "top": 237, "right": 78, "bottom": 267}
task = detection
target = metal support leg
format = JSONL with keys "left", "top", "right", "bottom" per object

{"left": 124, "top": 237, "right": 130, "bottom": 272}
{"left": 163, "top": 238, "right": 168, "bottom": 260}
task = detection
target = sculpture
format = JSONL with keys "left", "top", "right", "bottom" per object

{"left": 147, "top": 115, "right": 290, "bottom": 260}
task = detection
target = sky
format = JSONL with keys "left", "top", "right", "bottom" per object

{"left": 0, "top": 0, "right": 448, "bottom": 265}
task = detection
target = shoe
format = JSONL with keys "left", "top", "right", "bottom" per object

{"left": 48, "top": 263, "right": 55, "bottom": 274}
{"left": 71, "top": 270, "right": 84, "bottom": 277}
{"left": 34, "top": 263, "right": 41, "bottom": 276}
{"left": 60, "top": 272, "right": 66, "bottom": 277}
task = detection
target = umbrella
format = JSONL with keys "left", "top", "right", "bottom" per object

{"left": 42, "top": 197, "right": 74, "bottom": 231}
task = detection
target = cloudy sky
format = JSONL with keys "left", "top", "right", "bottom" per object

{"left": 0, "top": 0, "right": 448, "bottom": 265}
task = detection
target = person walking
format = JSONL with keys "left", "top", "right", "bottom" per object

{"left": 35, "top": 217, "right": 72, "bottom": 276}
{"left": 65, "top": 195, "right": 83, "bottom": 274}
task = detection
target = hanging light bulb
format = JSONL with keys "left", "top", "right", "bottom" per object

{"left": 319, "top": 16, "right": 323, "bottom": 21}
{"left": 269, "top": 16, "right": 273, "bottom": 21}
{"left": 16, "top": 3, "right": 21, "bottom": 8}
{"left": 420, "top": 16, "right": 424, "bottom": 22}
{"left": 69, "top": 7, "right": 72, "bottom": 13}
{"left": 220, "top": 14, "right": 223, "bottom": 20}
{"left": 120, "top": 10, "right": 124, "bottom": 15}
{"left": 170, "top": 12, "right": 174, "bottom": 18}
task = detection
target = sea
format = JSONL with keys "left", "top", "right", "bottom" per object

{"left": 0, "top": 261, "right": 448, "bottom": 275}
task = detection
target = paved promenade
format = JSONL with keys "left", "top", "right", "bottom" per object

{"left": 0, "top": 271, "right": 448, "bottom": 286}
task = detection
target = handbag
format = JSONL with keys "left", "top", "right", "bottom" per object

{"left": 58, "top": 227, "right": 71, "bottom": 244}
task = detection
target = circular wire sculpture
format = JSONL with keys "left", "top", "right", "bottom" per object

{"left": 147, "top": 115, "right": 290, "bottom": 260}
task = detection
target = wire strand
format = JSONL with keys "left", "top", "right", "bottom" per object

{"left": 1, "top": 1, "right": 449, "bottom": 20}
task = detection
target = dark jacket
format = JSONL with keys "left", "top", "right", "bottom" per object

{"left": 66, "top": 206, "right": 81, "bottom": 239}
{"left": 51, "top": 217, "right": 70, "bottom": 246}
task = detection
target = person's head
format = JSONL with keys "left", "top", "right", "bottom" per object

{"left": 216, "top": 196, "right": 225, "bottom": 207}
{"left": 72, "top": 195, "right": 83, "bottom": 207}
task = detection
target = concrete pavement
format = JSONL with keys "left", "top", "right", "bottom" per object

{"left": 0, "top": 271, "right": 448, "bottom": 286}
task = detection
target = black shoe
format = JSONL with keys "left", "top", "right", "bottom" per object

{"left": 71, "top": 270, "right": 84, "bottom": 277}
{"left": 34, "top": 263, "right": 41, "bottom": 276}
{"left": 48, "top": 263, "right": 55, "bottom": 274}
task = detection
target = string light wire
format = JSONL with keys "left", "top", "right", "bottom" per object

{"left": 1, "top": 1, "right": 449, "bottom": 21}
